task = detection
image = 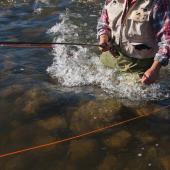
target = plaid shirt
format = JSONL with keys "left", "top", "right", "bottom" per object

{"left": 97, "top": 0, "right": 170, "bottom": 66}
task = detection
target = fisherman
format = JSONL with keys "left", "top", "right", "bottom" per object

{"left": 97, "top": 0, "right": 170, "bottom": 84}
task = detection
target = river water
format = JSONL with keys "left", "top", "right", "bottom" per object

{"left": 0, "top": 0, "right": 170, "bottom": 169}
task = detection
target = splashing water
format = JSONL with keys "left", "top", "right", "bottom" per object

{"left": 47, "top": 11, "right": 170, "bottom": 101}
{"left": 33, "top": 0, "right": 49, "bottom": 14}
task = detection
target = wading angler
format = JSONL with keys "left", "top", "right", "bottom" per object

{"left": 97, "top": 0, "right": 170, "bottom": 84}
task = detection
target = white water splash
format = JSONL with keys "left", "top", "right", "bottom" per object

{"left": 47, "top": 13, "right": 170, "bottom": 100}
{"left": 33, "top": 0, "right": 49, "bottom": 14}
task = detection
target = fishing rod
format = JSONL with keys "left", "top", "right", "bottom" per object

{"left": 0, "top": 41, "right": 100, "bottom": 48}
{"left": 0, "top": 41, "right": 126, "bottom": 56}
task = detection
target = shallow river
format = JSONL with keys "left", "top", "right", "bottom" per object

{"left": 0, "top": 0, "right": 170, "bottom": 169}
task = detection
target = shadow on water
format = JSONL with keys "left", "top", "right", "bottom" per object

{"left": 0, "top": 0, "right": 170, "bottom": 170}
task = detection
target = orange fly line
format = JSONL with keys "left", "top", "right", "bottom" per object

{"left": 0, "top": 104, "right": 169, "bottom": 159}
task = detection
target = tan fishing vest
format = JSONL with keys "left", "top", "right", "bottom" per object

{"left": 106, "top": 0, "right": 158, "bottom": 59}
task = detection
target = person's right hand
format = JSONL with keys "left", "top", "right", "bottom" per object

{"left": 140, "top": 60, "right": 161, "bottom": 85}
{"left": 99, "top": 34, "right": 110, "bottom": 52}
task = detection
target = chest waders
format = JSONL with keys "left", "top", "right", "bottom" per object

{"left": 100, "top": 51, "right": 153, "bottom": 75}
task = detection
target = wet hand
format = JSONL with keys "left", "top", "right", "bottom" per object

{"left": 140, "top": 68, "right": 159, "bottom": 84}
{"left": 99, "top": 34, "right": 110, "bottom": 52}
{"left": 140, "top": 61, "right": 161, "bottom": 85}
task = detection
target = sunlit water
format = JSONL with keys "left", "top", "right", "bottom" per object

{"left": 0, "top": 0, "right": 170, "bottom": 170}
{"left": 47, "top": 4, "right": 170, "bottom": 101}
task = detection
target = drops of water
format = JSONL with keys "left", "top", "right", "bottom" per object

{"left": 155, "top": 143, "right": 159, "bottom": 147}
{"left": 137, "top": 153, "right": 142, "bottom": 157}
{"left": 148, "top": 163, "right": 152, "bottom": 167}
{"left": 47, "top": 9, "right": 170, "bottom": 101}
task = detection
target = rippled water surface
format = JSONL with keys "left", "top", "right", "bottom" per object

{"left": 0, "top": 0, "right": 170, "bottom": 169}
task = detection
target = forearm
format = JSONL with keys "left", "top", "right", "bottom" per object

{"left": 97, "top": 22, "right": 111, "bottom": 38}
{"left": 150, "top": 60, "right": 162, "bottom": 71}
{"left": 154, "top": 47, "right": 170, "bottom": 66}
{"left": 97, "top": 5, "right": 111, "bottom": 39}
{"left": 152, "top": 0, "right": 170, "bottom": 66}
{"left": 99, "top": 34, "right": 109, "bottom": 42}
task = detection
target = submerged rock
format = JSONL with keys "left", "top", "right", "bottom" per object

{"left": 22, "top": 88, "right": 50, "bottom": 113}
{"left": 160, "top": 155, "right": 170, "bottom": 170}
{"left": 33, "top": 135, "right": 57, "bottom": 151}
{"left": 136, "top": 104, "right": 170, "bottom": 120}
{"left": 136, "top": 132, "right": 156, "bottom": 144}
{"left": 104, "top": 130, "right": 132, "bottom": 150}
{"left": 98, "top": 154, "right": 117, "bottom": 170}
{"left": 0, "top": 84, "right": 25, "bottom": 114}
{"left": 67, "top": 139, "right": 99, "bottom": 168}
{"left": 37, "top": 116, "right": 67, "bottom": 130}
{"left": 135, "top": 104, "right": 163, "bottom": 119}
{"left": 65, "top": 164, "right": 78, "bottom": 170}
{"left": 70, "top": 100, "right": 123, "bottom": 133}
{"left": 1, "top": 156, "right": 23, "bottom": 170}
{"left": 3, "top": 55, "right": 16, "bottom": 70}
{"left": 143, "top": 147, "right": 163, "bottom": 169}
{"left": 0, "top": 84, "right": 24, "bottom": 98}
{"left": 125, "top": 147, "right": 163, "bottom": 170}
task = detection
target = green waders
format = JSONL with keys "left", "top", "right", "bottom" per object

{"left": 100, "top": 51, "right": 154, "bottom": 75}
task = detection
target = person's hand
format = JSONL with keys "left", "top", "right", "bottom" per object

{"left": 140, "top": 61, "right": 161, "bottom": 85}
{"left": 140, "top": 68, "right": 159, "bottom": 84}
{"left": 99, "top": 34, "right": 110, "bottom": 52}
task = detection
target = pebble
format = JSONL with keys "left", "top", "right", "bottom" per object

{"left": 101, "top": 147, "right": 106, "bottom": 150}
{"left": 137, "top": 153, "right": 142, "bottom": 157}
{"left": 155, "top": 143, "right": 159, "bottom": 147}
{"left": 148, "top": 163, "right": 152, "bottom": 167}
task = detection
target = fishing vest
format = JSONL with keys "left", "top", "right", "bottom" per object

{"left": 106, "top": 0, "right": 158, "bottom": 59}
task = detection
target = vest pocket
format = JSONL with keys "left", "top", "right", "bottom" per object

{"left": 129, "top": 42, "right": 155, "bottom": 59}
{"left": 130, "top": 43, "right": 151, "bottom": 51}
{"left": 129, "top": 9, "right": 150, "bottom": 22}
{"left": 126, "top": 10, "right": 151, "bottom": 39}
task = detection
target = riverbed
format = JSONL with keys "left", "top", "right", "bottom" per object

{"left": 0, "top": 0, "right": 170, "bottom": 169}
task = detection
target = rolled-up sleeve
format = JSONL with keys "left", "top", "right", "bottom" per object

{"left": 97, "top": 3, "right": 111, "bottom": 38}
{"left": 153, "top": 0, "right": 170, "bottom": 66}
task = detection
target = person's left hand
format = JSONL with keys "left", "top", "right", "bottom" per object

{"left": 140, "top": 61, "right": 161, "bottom": 85}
